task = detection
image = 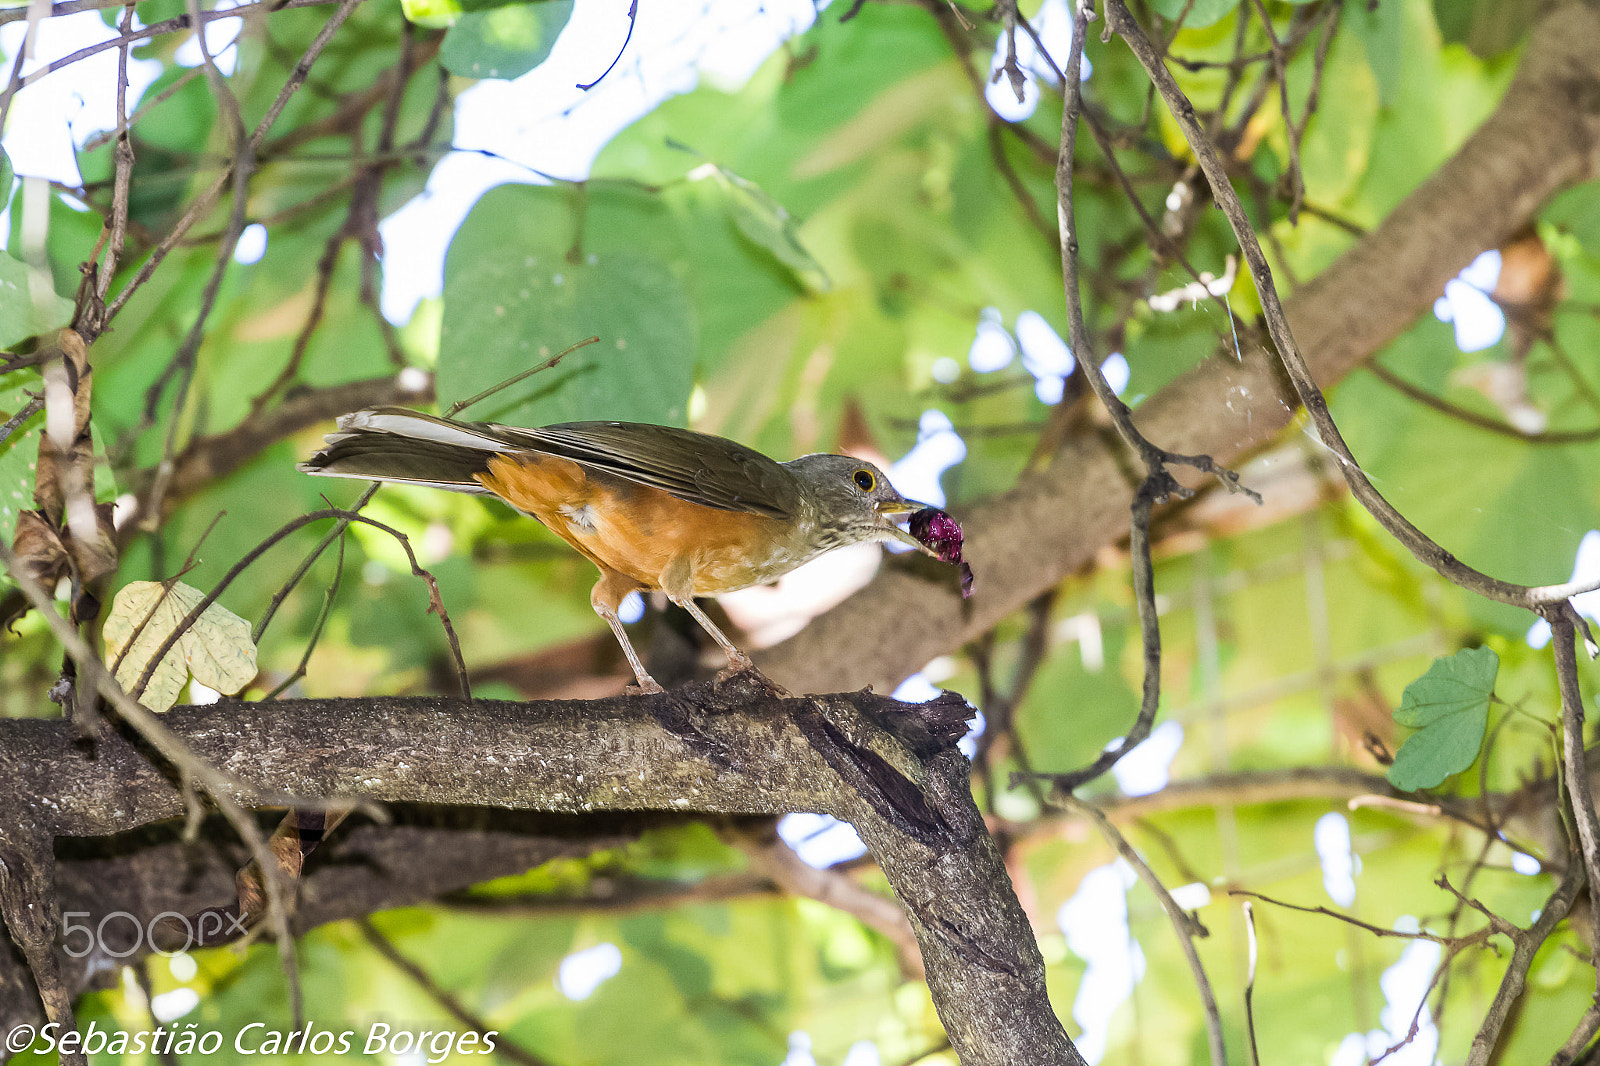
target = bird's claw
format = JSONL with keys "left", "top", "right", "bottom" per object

{"left": 714, "top": 659, "right": 791, "bottom": 698}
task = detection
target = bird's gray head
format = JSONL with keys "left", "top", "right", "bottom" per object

{"left": 784, "top": 453, "right": 930, "bottom": 552}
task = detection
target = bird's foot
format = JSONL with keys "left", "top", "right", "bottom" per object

{"left": 714, "top": 656, "right": 791, "bottom": 698}
{"left": 625, "top": 676, "right": 667, "bottom": 696}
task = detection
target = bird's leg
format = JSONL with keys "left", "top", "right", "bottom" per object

{"left": 591, "top": 573, "right": 664, "bottom": 694}
{"left": 667, "top": 595, "right": 790, "bottom": 696}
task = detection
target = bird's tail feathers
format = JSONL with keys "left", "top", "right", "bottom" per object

{"left": 299, "top": 407, "right": 514, "bottom": 493}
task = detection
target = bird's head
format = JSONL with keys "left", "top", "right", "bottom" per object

{"left": 786, "top": 453, "right": 933, "bottom": 554}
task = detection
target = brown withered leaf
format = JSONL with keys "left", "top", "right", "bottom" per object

{"left": 10, "top": 508, "right": 67, "bottom": 586}
{"left": 4, "top": 501, "right": 118, "bottom": 627}
{"left": 33, "top": 329, "right": 95, "bottom": 526}
{"left": 26, "top": 330, "right": 117, "bottom": 622}
{"left": 3, "top": 510, "right": 66, "bottom": 631}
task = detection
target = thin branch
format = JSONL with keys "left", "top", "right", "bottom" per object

{"left": 86, "top": 1, "right": 137, "bottom": 321}
{"left": 1244, "top": 0, "right": 1302, "bottom": 222}
{"left": 1230, "top": 888, "right": 1490, "bottom": 948}
{"left": 129, "top": 507, "right": 471, "bottom": 703}
{"left": 80, "top": 67, "right": 203, "bottom": 153}
{"left": 357, "top": 918, "right": 560, "bottom": 1066}
{"left": 0, "top": 2, "right": 38, "bottom": 146}
{"left": 138, "top": 0, "right": 259, "bottom": 521}
{"left": 1365, "top": 361, "right": 1600, "bottom": 444}
{"left": 0, "top": 394, "right": 43, "bottom": 446}
{"left": 259, "top": 528, "right": 346, "bottom": 701}
{"left": 970, "top": 590, "right": 1053, "bottom": 809}
{"left": 6, "top": 0, "right": 336, "bottom": 90}
{"left": 1466, "top": 860, "right": 1583, "bottom": 1066}
{"left": 1241, "top": 902, "right": 1260, "bottom": 1066}
{"left": 1066, "top": 796, "right": 1227, "bottom": 1066}
{"left": 1100, "top": 0, "right": 1598, "bottom": 613}
{"left": 1551, "top": 606, "right": 1600, "bottom": 969}
{"left": 1027, "top": 0, "right": 1259, "bottom": 797}
{"left": 103, "top": 0, "right": 364, "bottom": 324}
{"left": 253, "top": 485, "right": 376, "bottom": 645}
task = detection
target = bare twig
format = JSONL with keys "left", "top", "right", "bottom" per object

{"left": 138, "top": 0, "right": 259, "bottom": 520}
{"left": 7, "top": 0, "right": 336, "bottom": 90}
{"left": 357, "top": 918, "right": 559, "bottom": 1066}
{"left": 254, "top": 485, "right": 377, "bottom": 644}
{"left": 1230, "top": 888, "right": 1494, "bottom": 949}
{"left": 84, "top": 1, "right": 137, "bottom": 326}
{"left": 970, "top": 590, "right": 1053, "bottom": 809}
{"left": 1366, "top": 361, "right": 1600, "bottom": 445}
{"left": 104, "top": 0, "right": 364, "bottom": 324}
{"left": 130, "top": 507, "right": 471, "bottom": 703}
{"left": 1026, "top": 0, "right": 1260, "bottom": 798}
{"left": 1066, "top": 796, "right": 1227, "bottom": 1066}
{"left": 1101, "top": 0, "right": 1600, "bottom": 613}
{"left": 1550, "top": 606, "right": 1600, "bottom": 973}
{"left": 1466, "top": 860, "right": 1583, "bottom": 1066}
{"left": 1242, "top": 901, "right": 1260, "bottom": 1066}
{"left": 443, "top": 337, "right": 600, "bottom": 417}
{"left": 0, "top": 395, "right": 43, "bottom": 445}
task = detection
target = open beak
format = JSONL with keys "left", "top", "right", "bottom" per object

{"left": 875, "top": 498, "right": 924, "bottom": 517}
{"left": 876, "top": 498, "right": 941, "bottom": 557}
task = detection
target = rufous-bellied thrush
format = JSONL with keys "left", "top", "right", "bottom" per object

{"left": 300, "top": 407, "right": 938, "bottom": 692}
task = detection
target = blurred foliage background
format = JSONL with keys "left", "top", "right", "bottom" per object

{"left": 4, "top": 0, "right": 1600, "bottom": 1061}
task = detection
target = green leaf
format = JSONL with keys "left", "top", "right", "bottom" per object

{"left": 1432, "top": 0, "right": 1539, "bottom": 60}
{"left": 1150, "top": 0, "right": 1240, "bottom": 29}
{"left": 440, "top": 1, "right": 572, "bottom": 80}
{"left": 1348, "top": 0, "right": 1404, "bottom": 106}
{"left": 1386, "top": 646, "right": 1499, "bottom": 791}
{"left": 439, "top": 183, "right": 696, "bottom": 427}
{"left": 401, "top": 0, "right": 459, "bottom": 27}
{"left": 0, "top": 370, "right": 41, "bottom": 547}
{"left": 404, "top": 0, "right": 563, "bottom": 28}
{"left": 703, "top": 165, "right": 830, "bottom": 294}
{"left": 0, "top": 251, "right": 74, "bottom": 350}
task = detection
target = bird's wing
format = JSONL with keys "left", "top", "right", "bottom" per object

{"left": 497, "top": 421, "right": 802, "bottom": 519}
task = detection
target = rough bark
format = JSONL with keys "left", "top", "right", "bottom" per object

{"left": 0, "top": 685, "right": 1083, "bottom": 1066}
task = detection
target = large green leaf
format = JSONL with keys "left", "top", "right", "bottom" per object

{"left": 0, "top": 370, "right": 41, "bottom": 547}
{"left": 439, "top": 0, "right": 572, "bottom": 80}
{"left": 1151, "top": 0, "right": 1241, "bottom": 29}
{"left": 1387, "top": 646, "right": 1499, "bottom": 790}
{"left": 440, "top": 184, "right": 695, "bottom": 426}
{"left": 0, "top": 252, "right": 73, "bottom": 350}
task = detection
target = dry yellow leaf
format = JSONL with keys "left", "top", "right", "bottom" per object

{"left": 102, "top": 580, "right": 258, "bottom": 711}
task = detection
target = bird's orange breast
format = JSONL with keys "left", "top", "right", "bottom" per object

{"left": 476, "top": 452, "right": 796, "bottom": 595}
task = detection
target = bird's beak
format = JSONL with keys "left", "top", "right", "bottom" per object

{"left": 876, "top": 498, "right": 941, "bottom": 557}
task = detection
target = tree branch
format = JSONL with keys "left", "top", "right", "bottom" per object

{"left": 0, "top": 686, "right": 1083, "bottom": 1065}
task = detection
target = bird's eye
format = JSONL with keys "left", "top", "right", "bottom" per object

{"left": 852, "top": 469, "right": 876, "bottom": 492}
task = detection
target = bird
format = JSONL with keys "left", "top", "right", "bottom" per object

{"left": 299, "top": 407, "right": 935, "bottom": 693}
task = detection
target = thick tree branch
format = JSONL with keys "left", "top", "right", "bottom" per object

{"left": 0, "top": 686, "right": 1081, "bottom": 1066}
